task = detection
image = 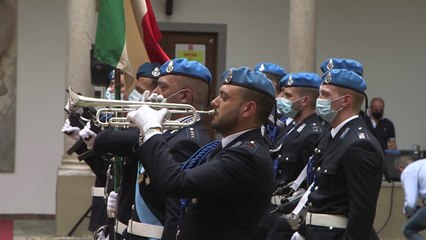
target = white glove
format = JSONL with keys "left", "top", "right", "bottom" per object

{"left": 106, "top": 191, "right": 118, "bottom": 218}
{"left": 291, "top": 231, "right": 305, "bottom": 240}
{"left": 283, "top": 207, "right": 307, "bottom": 230}
{"left": 141, "top": 90, "right": 150, "bottom": 102}
{"left": 61, "top": 119, "right": 80, "bottom": 141}
{"left": 79, "top": 121, "right": 96, "bottom": 149}
{"left": 127, "top": 105, "right": 168, "bottom": 134}
{"left": 148, "top": 93, "right": 165, "bottom": 103}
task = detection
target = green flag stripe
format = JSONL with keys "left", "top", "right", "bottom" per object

{"left": 94, "top": 0, "right": 126, "bottom": 68}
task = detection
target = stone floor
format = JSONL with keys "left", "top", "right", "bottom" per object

{"left": 13, "top": 219, "right": 91, "bottom": 240}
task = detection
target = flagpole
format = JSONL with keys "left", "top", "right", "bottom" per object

{"left": 113, "top": 68, "right": 123, "bottom": 240}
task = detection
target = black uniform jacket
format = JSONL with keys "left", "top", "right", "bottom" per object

{"left": 74, "top": 140, "right": 109, "bottom": 231}
{"left": 307, "top": 117, "right": 384, "bottom": 240}
{"left": 135, "top": 121, "right": 211, "bottom": 240}
{"left": 267, "top": 114, "right": 324, "bottom": 240}
{"left": 138, "top": 128, "right": 274, "bottom": 240}
{"left": 94, "top": 127, "right": 140, "bottom": 225}
{"left": 274, "top": 113, "right": 324, "bottom": 187}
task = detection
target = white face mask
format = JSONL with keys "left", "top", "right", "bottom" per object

{"left": 128, "top": 89, "right": 143, "bottom": 101}
{"left": 315, "top": 96, "right": 344, "bottom": 123}
{"left": 276, "top": 97, "right": 304, "bottom": 119}
{"left": 105, "top": 89, "right": 124, "bottom": 100}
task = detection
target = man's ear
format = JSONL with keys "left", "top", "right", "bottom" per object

{"left": 180, "top": 88, "right": 193, "bottom": 104}
{"left": 241, "top": 101, "right": 256, "bottom": 118}
{"left": 342, "top": 94, "right": 352, "bottom": 107}
{"left": 300, "top": 95, "right": 310, "bottom": 107}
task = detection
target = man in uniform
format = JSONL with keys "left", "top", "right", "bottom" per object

{"left": 267, "top": 72, "right": 324, "bottom": 240}
{"left": 127, "top": 67, "right": 275, "bottom": 240}
{"left": 93, "top": 58, "right": 212, "bottom": 240}
{"left": 82, "top": 62, "right": 162, "bottom": 239}
{"left": 128, "top": 62, "right": 162, "bottom": 101}
{"left": 61, "top": 118, "right": 110, "bottom": 233}
{"left": 254, "top": 62, "right": 288, "bottom": 145}
{"left": 305, "top": 68, "right": 384, "bottom": 239}
{"left": 253, "top": 62, "right": 288, "bottom": 240}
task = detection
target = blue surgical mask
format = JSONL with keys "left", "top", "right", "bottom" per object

{"left": 315, "top": 96, "right": 344, "bottom": 123}
{"left": 276, "top": 97, "right": 304, "bottom": 119}
{"left": 129, "top": 89, "right": 143, "bottom": 101}
{"left": 105, "top": 89, "right": 124, "bottom": 100}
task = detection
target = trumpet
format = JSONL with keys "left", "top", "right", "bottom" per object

{"left": 66, "top": 87, "right": 214, "bottom": 129}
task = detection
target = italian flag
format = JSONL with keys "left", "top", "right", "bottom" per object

{"left": 94, "top": 0, "right": 169, "bottom": 78}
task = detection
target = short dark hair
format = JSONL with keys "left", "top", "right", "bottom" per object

{"left": 241, "top": 88, "right": 274, "bottom": 124}
{"left": 298, "top": 87, "right": 319, "bottom": 109}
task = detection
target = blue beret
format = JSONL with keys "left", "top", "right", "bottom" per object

{"left": 222, "top": 67, "right": 275, "bottom": 99}
{"left": 136, "top": 62, "right": 161, "bottom": 79}
{"left": 160, "top": 58, "right": 212, "bottom": 86}
{"left": 279, "top": 72, "right": 322, "bottom": 89}
{"left": 320, "top": 58, "right": 364, "bottom": 76}
{"left": 321, "top": 69, "right": 367, "bottom": 93}
{"left": 254, "top": 62, "right": 287, "bottom": 78}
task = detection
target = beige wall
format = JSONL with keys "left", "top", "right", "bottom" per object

{"left": 0, "top": 1, "right": 425, "bottom": 229}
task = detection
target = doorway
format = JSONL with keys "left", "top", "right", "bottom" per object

{"left": 158, "top": 23, "right": 227, "bottom": 139}
{"left": 158, "top": 22, "right": 227, "bottom": 103}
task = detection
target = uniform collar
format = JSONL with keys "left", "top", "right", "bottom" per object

{"left": 222, "top": 128, "right": 255, "bottom": 148}
{"left": 331, "top": 115, "right": 358, "bottom": 138}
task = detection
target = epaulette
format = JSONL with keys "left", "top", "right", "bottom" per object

{"left": 230, "top": 140, "right": 260, "bottom": 153}
{"left": 354, "top": 125, "right": 370, "bottom": 140}
{"left": 185, "top": 127, "right": 199, "bottom": 143}
{"left": 296, "top": 123, "right": 307, "bottom": 133}
{"left": 309, "top": 122, "right": 322, "bottom": 133}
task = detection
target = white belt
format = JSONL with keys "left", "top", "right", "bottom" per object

{"left": 127, "top": 220, "right": 164, "bottom": 239}
{"left": 306, "top": 212, "right": 348, "bottom": 229}
{"left": 91, "top": 186, "right": 105, "bottom": 198}
{"left": 115, "top": 220, "right": 127, "bottom": 235}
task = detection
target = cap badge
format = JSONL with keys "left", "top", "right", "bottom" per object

{"left": 288, "top": 75, "right": 293, "bottom": 86}
{"left": 327, "top": 59, "right": 334, "bottom": 70}
{"left": 166, "top": 60, "right": 174, "bottom": 73}
{"left": 224, "top": 69, "right": 233, "bottom": 83}
{"left": 152, "top": 67, "right": 160, "bottom": 77}
{"left": 259, "top": 64, "right": 265, "bottom": 72}
{"left": 325, "top": 72, "right": 332, "bottom": 83}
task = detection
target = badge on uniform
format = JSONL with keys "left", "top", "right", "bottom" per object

{"left": 225, "top": 69, "right": 233, "bottom": 83}
{"left": 297, "top": 123, "right": 306, "bottom": 132}
{"left": 287, "top": 75, "right": 293, "bottom": 86}
{"left": 243, "top": 141, "right": 257, "bottom": 151}
{"left": 138, "top": 173, "right": 145, "bottom": 184}
{"left": 152, "top": 67, "right": 160, "bottom": 77}
{"left": 358, "top": 132, "right": 369, "bottom": 139}
{"left": 166, "top": 60, "right": 174, "bottom": 73}
{"left": 145, "top": 176, "right": 151, "bottom": 185}
{"left": 327, "top": 59, "right": 334, "bottom": 70}
{"left": 325, "top": 72, "right": 332, "bottom": 83}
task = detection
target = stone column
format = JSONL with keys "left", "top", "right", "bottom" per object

{"left": 288, "top": 0, "right": 316, "bottom": 72}
{"left": 56, "top": 0, "right": 97, "bottom": 236}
